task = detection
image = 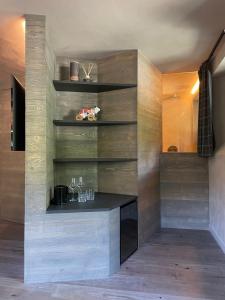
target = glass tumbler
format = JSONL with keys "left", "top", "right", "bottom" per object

{"left": 87, "top": 188, "right": 95, "bottom": 201}
{"left": 78, "top": 190, "right": 87, "bottom": 203}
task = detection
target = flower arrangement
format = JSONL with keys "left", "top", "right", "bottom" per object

{"left": 75, "top": 106, "right": 101, "bottom": 121}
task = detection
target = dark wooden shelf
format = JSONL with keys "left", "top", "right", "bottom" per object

{"left": 53, "top": 80, "right": 137, "bottom": 93}
{"left": 53, "top": 120, "right": 137, "bottom": 126}
{"left": 54, "top": 158, "right": 137, "bottom": 163}
{"left": 47, "top": 192, "right": 137, "bottom": 213}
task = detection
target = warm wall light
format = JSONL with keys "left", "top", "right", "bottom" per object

{"left": 22, "top": 18, "right": 26, "bottom": 31}
{"left": 191, "top": 79, "right": 200, "bottom": 94}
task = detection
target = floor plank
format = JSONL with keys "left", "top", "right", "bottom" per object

{"left": 0, "top": 220, "right": 225, "bottom": 299}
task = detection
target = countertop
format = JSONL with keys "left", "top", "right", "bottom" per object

{"left": 47, "top": 192, "right": 137, "bottom": 213}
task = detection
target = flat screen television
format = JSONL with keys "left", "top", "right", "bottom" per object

{"left": 11, "top": 75, "right": 25, "bottom": 151}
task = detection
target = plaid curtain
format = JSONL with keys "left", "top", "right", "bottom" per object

{"left": 197, "top": 61, "right": 215, "bottom": 157}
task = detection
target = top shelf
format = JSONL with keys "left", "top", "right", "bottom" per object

{"left": 53, "top": 80, "right": 137, "bottom": 93}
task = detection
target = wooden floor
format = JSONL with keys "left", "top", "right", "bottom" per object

{"left": 1, "top": 220, "right": 225, "bottom": 299}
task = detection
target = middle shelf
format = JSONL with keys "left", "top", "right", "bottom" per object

{"left": 54, "top": 158, "right": 137, "bottom": 163}
{"left": 53, "top": 120, "right": 137, "bottom": 126}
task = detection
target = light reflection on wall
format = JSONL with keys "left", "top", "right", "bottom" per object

{"left": 162, "top": 72, "right": 199, "bottom": 153}
{"left": 0, "top": 16, "right": 25, "bottom": 85}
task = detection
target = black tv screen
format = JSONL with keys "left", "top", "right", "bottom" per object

{"left": 11, "top": 75, "right": 25, "bottom": 151}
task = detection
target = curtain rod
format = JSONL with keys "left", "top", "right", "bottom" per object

{"left": 207, "top": 29, "right": 225, "bottom": 62}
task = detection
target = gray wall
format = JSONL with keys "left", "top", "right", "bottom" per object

{"left": 25, "top": 209, "right": 120, "bottom": 283}
{"left": 160, "top": 153, "right": 209, "bottom": 230}
{"left": 25, "top": 14, "right": 55, "bottom": 216}
{"left": 98, "top": 51, "right": 162, "bottom": 243}
{"left": 209, "top": 73, "right": 225, "bottom": 252}
{"left": 24, "top": 15, "right": 121, "bottom": 283}
{"left": 25, "top": 14, "right": 56, "bottom": 282}
{"left": 137, "top": 52, "right": 162, "bottom": 243}
{"left": 98, "top": 51, "right": 138, "bottom": 196}
{"left": 0, "top": 17, "right": 25, "bottom": 223}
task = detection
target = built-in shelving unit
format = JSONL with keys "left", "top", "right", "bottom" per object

{"left": 25, "top": 17, "right": 160, "bottom": 283}
{"left": 53, "top": 120, "right": 137, "bottom": 126}
{"left": 53, "top": 56, "right": 138, "bottom": 198}
{"left": 54, "top": 158, "right": 137, "bottom": 163}
{"left": 53, "top": 80, "right": 137, "bottom": 93}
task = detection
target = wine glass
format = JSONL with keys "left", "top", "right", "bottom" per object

{"left": 69, "top": 177, "right": 77, "bottom": 202}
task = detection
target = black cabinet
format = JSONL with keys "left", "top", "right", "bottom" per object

{"left": 120, "top": 200, "right": 138, "bottom": 264}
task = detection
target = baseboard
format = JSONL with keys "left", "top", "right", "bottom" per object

{"left": 210, "top": 225, "right": 225, "bottom": 254}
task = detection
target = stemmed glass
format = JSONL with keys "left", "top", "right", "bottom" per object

{"left": 68, "top": 177, "right": 77, "bottom": 202}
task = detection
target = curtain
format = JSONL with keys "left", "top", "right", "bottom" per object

{"left": 197, "top": 61, "right": 215, "bottom": 157}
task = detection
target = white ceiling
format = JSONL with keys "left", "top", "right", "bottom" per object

{"left": 0, "top": 0, "right": 225, "bottom": 72}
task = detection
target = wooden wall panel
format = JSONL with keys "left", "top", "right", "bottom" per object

{"left": 160, "top": 153, "right": 209, "bottom": 230}
{"left": 137, "top": 52, "right": 162, "bottom": 244}
{"left": 0, "top": 18, "right": 25, "bottom": 223}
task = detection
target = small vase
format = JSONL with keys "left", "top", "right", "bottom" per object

{"left": 70, "top": 61, "right": 79, "bottom": 81}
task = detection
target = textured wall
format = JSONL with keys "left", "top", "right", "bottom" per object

{"left": 25, "top": 14, "right": 55, "bottom": 216}
{"left": 161, "top": 153, "right": 209, "bottom": 230}
{"left": 137, "top": 52, "right": 162, "bottom": 243}
{"left": 209, "top": 73, "right": 225, "bottom": 252}
{"left": 98, "top": 51, "right": 138, "bottom": 196}
{"left": 25, "top": 14, "right": 56, "bottom": 281}
{"left": 25, "top": 15, "right": 121, "bottom": 283}
{"left": 0, "top": 17, "right": 25, "bottom": 223}
{"left": 25, "top": 208, "right": 120, "bottom": 283}
{"left": 54, "top": 57, "right": 98, "bottom": 190}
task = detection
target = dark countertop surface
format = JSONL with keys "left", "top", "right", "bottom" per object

{"left": 47, "top": 192, "right": 137, "bottom": 213}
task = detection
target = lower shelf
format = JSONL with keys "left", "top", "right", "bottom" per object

{"left": 47, "top": 192, "right": 137, "bottom": 213}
